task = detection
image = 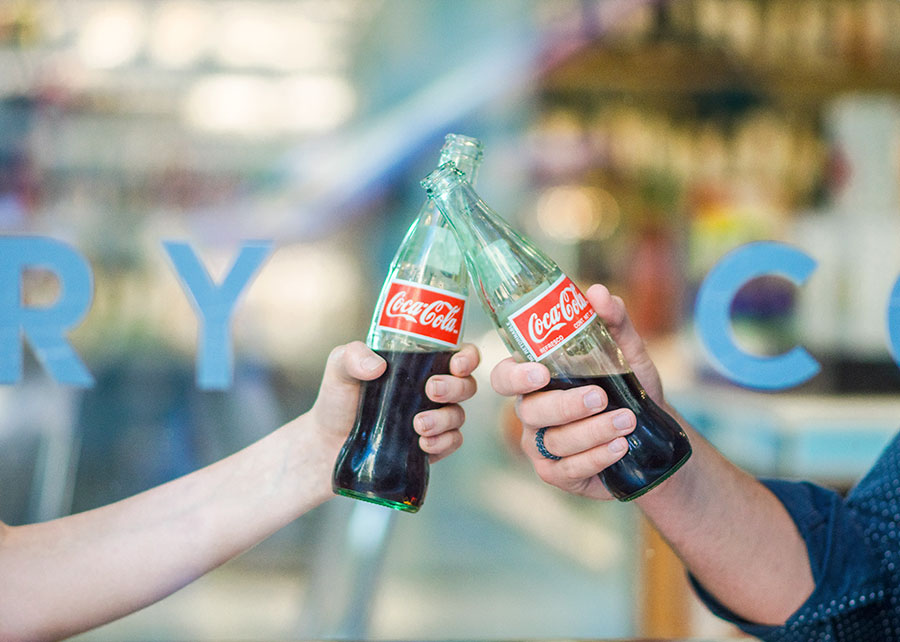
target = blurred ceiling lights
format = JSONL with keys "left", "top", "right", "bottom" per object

{"left": 77, "top": 2, "right": 145, "bottom": 69}
{"left": 148, "top": 1, "right": 215, "bottom": 69}
{"left": 183, "top": 72, "right": 356, "bottom": 136}
{"left": 13, "top": 0, "right": 373, "bottom": 136}
{"left": 74, "top": 0, "right": 363, "bottom": 72}
{"left": 536, "top": 185, "right": 620, "bottom": 241}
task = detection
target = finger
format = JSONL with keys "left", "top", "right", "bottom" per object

{"left": 533, "top": 438, "right": 630, "bottom": 484}
{"left": 490, "top": 357, "right": 550, "bottom": 397}
{"left": 426, "top": 373, "right": 477, "bottom": 404}
{"left": 414, "top": 404, "right": 466, "bottom": 438}
{"left": 531, "top": 409, "right": 636, "bottom": 459}
{"left": 515, "top": 385, "right": 608, "bottom": 429}
{"left": 449, "top": 343, "right": 480, "bottom": 377}
{"left": 420, "top": 430, "right": 464, "bottom": 463}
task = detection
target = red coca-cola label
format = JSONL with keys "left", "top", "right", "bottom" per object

{"left": 377, "top": 279, "right": 466, "bottom": 347}
{"left": 507, "top": 275, "right": 595, "bottom": 360}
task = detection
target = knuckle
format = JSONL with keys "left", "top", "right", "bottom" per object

{"left": 519, "top": 429, "right": 532, "bottom": 453}
{"left": 439, "top": 405, "right": 461, "bottom": 430}
{"left": 327, "top": 344, "right": 347, "bottom": 363}
{"left": 533, "top": 460, "right": 555, "bottom": 483}
{"left": 587, "top": 417, "right": 610, "bottom": 446}
{"left": 556, "top": 391, "right": 581, "bottom": 423}
{"left": 440, "top": 404, "right": 463, "bottom": 427}
{"left": 557, "top": 457, "right": 583, "bottom": 482}
{"left": 587, "top": 447, "right": 613, "bottom": 472}
{"left": 461, "top": 344, "right": 480, "bottom": 366}
{"left": 463, "top": 376, "right": 478, "bottom": 399}
{"left": 489, "top": 362, "right": 512, "bottom": 394}
{"left": 515, "top": 397, "right": 538, "bottom": 427}
{"left": 345, "top": 340, "right": 368, "bottom": 356}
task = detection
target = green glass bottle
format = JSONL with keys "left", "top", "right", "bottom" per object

{"left": 422, "top": 162, "right": 691, "bottom": 501}
{"left": 332, "top": 135, "right": 484, "bottom": 512}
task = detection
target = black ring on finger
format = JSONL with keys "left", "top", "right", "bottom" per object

{"left": 535, "top": 427, "right": 562, "bottom": 461}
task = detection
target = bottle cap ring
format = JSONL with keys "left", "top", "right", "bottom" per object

{"left": 535, "top": 427, "right": 562, "bottom": 461}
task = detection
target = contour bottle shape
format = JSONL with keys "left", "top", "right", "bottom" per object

{"left": 332, "top": 135, "right": 484, "bottom": 512}
{"left": 421, "top": 162, "right": 691, "bottom": 501}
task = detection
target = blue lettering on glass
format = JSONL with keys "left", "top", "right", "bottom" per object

{"left": 4, "top": 236, "right": 897, "bottom": 391}
{"left": 694, "top": 241, "right": 820, "bottom": 390}
{"left": 163, "top": 241, "right": 273, "bottom": 390}
{"left": 0, "top": 237, "right": 94, "bottom": 386}
{"left": 887, "top": 275, "right": 900, "bottom": 366}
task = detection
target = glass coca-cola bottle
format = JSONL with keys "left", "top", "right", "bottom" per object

{"left": 332, "top": 135, "right": 484, "bottom": 512}
{"left": 421, "top": 162, "right": 691, "bottom": 501}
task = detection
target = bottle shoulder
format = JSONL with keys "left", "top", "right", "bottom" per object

{"left": 368, "top": 330, "right": 459, "bottom": 353}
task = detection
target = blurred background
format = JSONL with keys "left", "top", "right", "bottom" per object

{"left": 3, "top": 0, "right": 900, "bottom": 639}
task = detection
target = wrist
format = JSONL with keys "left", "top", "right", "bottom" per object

{"left": 279, "top": 414, "right": 344, "bottom": 509}
{"left": 634, "top": 443, "right": 701, "bottom": 517}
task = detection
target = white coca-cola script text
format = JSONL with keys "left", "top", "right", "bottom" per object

{"left": 526, "top": 283, "right": 589, "bottom": 343}
{"left": 385, "top": 290, "right": 461, "bottom": 334}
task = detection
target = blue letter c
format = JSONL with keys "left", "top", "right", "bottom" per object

{"left": 694, "top": 241, "right": 819, "bottom": 390}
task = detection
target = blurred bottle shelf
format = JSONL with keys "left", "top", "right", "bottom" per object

{"left": 525, "top": 0, "right": 900, "bottom": 354}
{"left": 542, "top": 40, "right": 900, "bottom": 109}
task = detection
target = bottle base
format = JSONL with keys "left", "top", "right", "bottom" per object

{"left": 614, "top": 447, "right": 692, "bottom": 502}
{"left": 334, "top": 487, "right": 421, "bottom": 513}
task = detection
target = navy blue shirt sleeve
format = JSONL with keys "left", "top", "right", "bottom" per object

{"left": 689, "top": 478, "right": 890, "bottom": 641}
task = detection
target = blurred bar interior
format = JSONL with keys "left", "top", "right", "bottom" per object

{"left": 3, "top": 0, "right": 900, "bottom": 639}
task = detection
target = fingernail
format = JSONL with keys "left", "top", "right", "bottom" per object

{"left": 527, "top": 368, "right": 545, "bottom": 386}
{"left": 430, "top": 379, "right": 447, "bottom": 397}
{"left": 362, "top": 356, "right": 383, "bottom": 372}
{"left": 416, "top": 414, "right": 434, "bottom": 435}
{"left": 612, "top": 411, "right": 633, "bottom": 431}
{"left": 584, "top": 389, "right": 605, "bottom": 409}
{"left": 609, "top": 438, "right": 627, "bottom": 453}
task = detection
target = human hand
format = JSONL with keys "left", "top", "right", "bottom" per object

{"left": 490, "top": 284, "right": 663, "bottom": 500}
{"left": 311, "top": 341, "right": 479, "bottom": 463}
{"left": 417, "top": 342, "right": 480, "bottom": 462}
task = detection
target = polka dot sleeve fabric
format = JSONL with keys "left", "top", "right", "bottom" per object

{"left": 689, "top": 471, "right": 895, "bottom": 641}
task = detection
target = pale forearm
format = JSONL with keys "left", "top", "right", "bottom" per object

{"left": 637, "top": 411, "right": 814, "bottom": 625}
{"left": 0, "top": 413, "right": 339, "bottom": 641}
{"left": 0, "top": 339, "right": 476, "bottom": 642}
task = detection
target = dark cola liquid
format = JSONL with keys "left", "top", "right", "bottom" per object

{"left": 332, "top": 349, "right": 455, "bottom": 512}
{"left": 544, "top": 372, "right": 691, "bottom": 501}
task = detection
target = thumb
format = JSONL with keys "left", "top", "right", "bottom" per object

{"left": 312, "top": 342, "right": 386, "bottom": 437}
{"left": 585, "top": 284, "right": 645, "bottom": 361}
{"left": 322, "top": 341, "right": 386, "bottom": 387}
{"left": 585, "top": 284, "right": 663, "bottom": 401}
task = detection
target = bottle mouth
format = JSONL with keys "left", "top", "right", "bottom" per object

{"left": 421, "top": 161, "right": 464, "bottom": 197}
{"left": 443, "top": 133, "right": 484, "bottom": 156}
{"left": 440, "top": 133, "right": 483, "bottom": 183}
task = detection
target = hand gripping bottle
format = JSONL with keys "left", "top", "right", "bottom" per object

{"left": 332, "top": 135, "right": 484, "bottom": 512}
{"left": 421, "top": 163, "right": 691, "bottom": 501}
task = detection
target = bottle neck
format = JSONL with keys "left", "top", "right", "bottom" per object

{"left": 439, "top": 134, "right": 483, "bottom": 185}
{"left": 423, "top": 166, "right": 470, "bottom": 223}
{"left": 425, "top": 176, "right": 481, "bottom": 251}
{"left": 448, "top": 156, "right": 480, "bottom": 185}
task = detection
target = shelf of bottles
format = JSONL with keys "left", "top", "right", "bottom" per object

{"left": 526, "top": 0, "right": 900, "bottom": 341}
